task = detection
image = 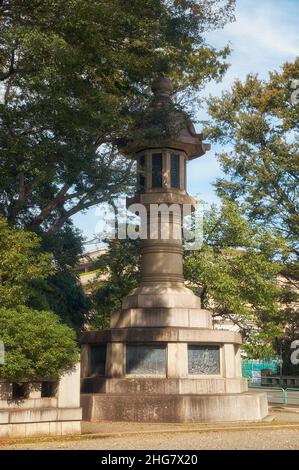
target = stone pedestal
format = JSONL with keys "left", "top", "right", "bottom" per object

{"left": 81, "top": 392, "right": 267, "bottom": 423}
{"left": 80, "top": 316, "right": 268, "bottom": 422}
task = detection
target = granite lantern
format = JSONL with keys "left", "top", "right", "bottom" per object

{"left": 80, "top": 78, "right": 268, "bottom": 422}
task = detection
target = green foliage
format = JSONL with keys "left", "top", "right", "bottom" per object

{"left": 204, "top": 58, "right": 299, "bottom": 257}
{"left": 0, "top": 306, "right": 78, "bottom": 382}
{"left": 22, "top": 222, "right": 90, "bottom": 332}
{"left": 0, "top": 0, "right": 234, "bottom": 232}
{"left": 204, "top": 58, "right": 299, "bottom": 360}
{"left": 29, "top": 268, "right": 91, "bottom": 334}
{"left": 40, "top": 223, "right": 84, "bottom": 267}
{"left": 0, "top": 216, "right": 79, "bottom": 381}
{"left": 0, "top": 215, "right": 53, "bottom": 307}
{"left": 89, "top": 238, "right": 140, "bottom": 329}
{"left": 184, "top": 201, "right": 286, "bottom": 357}
{"left": 0, "top": 215, "right": 89, "bottom": 332}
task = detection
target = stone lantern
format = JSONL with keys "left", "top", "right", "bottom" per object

{"left": 80, "top": 78, "right": 268, "bottom": 422}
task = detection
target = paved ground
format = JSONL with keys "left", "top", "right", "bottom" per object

{"left": 1, "top": 427, "right": 299, "bottom": 450}
{"left": 1, "top": 409, "right": 299, "bottom": 450}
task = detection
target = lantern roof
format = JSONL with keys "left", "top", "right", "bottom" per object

{"left": 119, "top": 77, "right": 210, "bottom": 160}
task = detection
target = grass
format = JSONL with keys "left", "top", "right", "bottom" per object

{"left": 79, "top": 268, "right": 101, "bottom": 277}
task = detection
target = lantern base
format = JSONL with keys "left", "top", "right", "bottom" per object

{"left": 81, "top": 391, "right": 268, "bottom": 423}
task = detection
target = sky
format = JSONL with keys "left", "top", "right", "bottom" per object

{"left": 73, "top": 0, "right": 299, "bottom": 249}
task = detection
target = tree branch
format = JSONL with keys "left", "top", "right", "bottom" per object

{"left": 8, "top": 177, "right": 39, "bottom": 222}
{"left": 46, "top": 195, "right": 106, "bottom": 235}
{"left": 30, "top": 183, "right": 70, "bottom": 227}
{"left": 0, "top": 48, "right": 16, "bottom": 82}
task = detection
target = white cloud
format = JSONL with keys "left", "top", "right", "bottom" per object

{"left": 203, "top": 0, "right": 299, "bottom": 98}
{"left": 224, "top": 0, "right": 299, "bottom": 58}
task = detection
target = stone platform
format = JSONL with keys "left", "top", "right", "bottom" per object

{"left": 81, "top": 392, "right": 268, "bottom": 423}
{"left": 80, "top": 323, "right": 268, "bottom": 423}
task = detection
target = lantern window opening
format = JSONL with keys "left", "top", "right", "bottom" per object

{"left": 151, "top": 153, "right": 163, "bottom": 188}
{"left": 138, "top": 154, "right": 146, "bottom": 192}
{"left": 170, "top": 153, "right": 180, "bottom": 189}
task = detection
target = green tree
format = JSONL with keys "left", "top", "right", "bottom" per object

{"left": 204, "top": 58, "right": 299, "bottom": 257}
{"left": 0, "top": 215, "right": 89, "bottom": 331}
{"left": 40, "top": 224, "right": 84, "bottom": 267}
{"left": 30, "top": 224, "right": 90, "bottom": 332}
{"left": 204, "top": 58, "right": 299, "bottom": 360}
{"left": 0, "top": 0, "right": 234, "bottom": 232}
{"left": 29, "top": 268, "right": 90, "bottom": 333}
{"left": 0, "top": 215, "right": 52, "bottom": 307}
{"left": 0, "top": 216, "right": 78, "bottom": 381}
{"left": 184, "top": 201, "right": 287, "bottom": 357}
{"left": 0, "top": 306, "right": 78, "bottom": 382}
{"left": 89, "top": 238, "right": 140, "bottom": 329}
